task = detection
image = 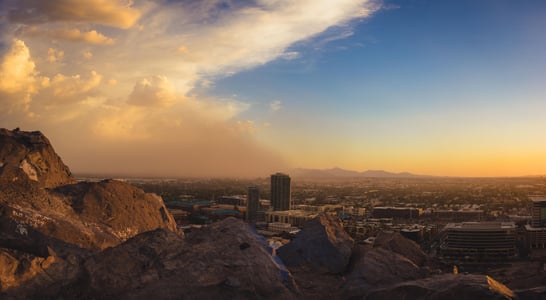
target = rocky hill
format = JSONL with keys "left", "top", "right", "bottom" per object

{"left": 0, "top": 128, "right": 178, "bottom": 252}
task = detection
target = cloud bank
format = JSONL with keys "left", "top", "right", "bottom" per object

{"left": 0, "top": 0, "right": 377, "bottom": 177}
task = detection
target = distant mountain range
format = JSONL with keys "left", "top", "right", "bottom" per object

{"left": 291, "top": 167, "right": 428, "bottom": 179}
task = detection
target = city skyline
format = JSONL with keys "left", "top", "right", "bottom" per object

{"left": 1, "top": 0, "right": 546, "bottom": 178}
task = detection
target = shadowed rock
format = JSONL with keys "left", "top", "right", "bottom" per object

{"left": 343, "top": 246, "right": 426, "bottom": 298}
{"left": 277, "top": 213, "right": 354, "bottom": 274}
{"left": 373, "top": 231, "right": 428, "bottom": 266}
{"left": 365, "top": 274, "right": 515, "bottom": 300}
{"left": 66, "top": 218, "right": 297, "bottom": 300}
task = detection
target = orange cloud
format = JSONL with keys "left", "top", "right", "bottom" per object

{"left": 7, "top": 0, "right": 141, "bottom": 29}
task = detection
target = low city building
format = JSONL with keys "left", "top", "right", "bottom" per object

{"left": 431, "top": 209, "right": 484, "bottom": 222}
{"left": 265, "top": 210, "right": 317, "bottom": 227}
{"left": 440, "top": 222, "right": 517, "bottom": 261}
{"left": 372, "top": 206, "right": 422, "bottom": 219}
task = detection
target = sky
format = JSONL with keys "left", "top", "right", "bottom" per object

{"left": 1, "top": 0, "right": 545, "bottom": 178}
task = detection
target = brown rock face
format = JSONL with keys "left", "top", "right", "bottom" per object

{"left": 277, "top": 213, "right": 354, "bottom": 274}
{"left": 54, "top": 179, "right": 178, "bottom": 247}
{"left": 0, "top": 128, "right": 74, "bottom": 188}
{"left": 0, "top": 128, "right": 178, "bottom": 252}
{"left": 61, "top": 218, "right": 296, "bottom": 300}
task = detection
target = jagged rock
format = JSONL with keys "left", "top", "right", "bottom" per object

{"left": 66, "top": 218, "right": 297, "bottom": 299}
{"left": 0, "top": 128, "right": 74, "bottom": 188}
{"left": 373, "top": 231, "right": 428, "bottom": 266}
{"left": 0, "top": 128, "right": 178, "bottom": 252}
{"left": 54, "top": 179, "right": 179, "bottom": 245}
{"left": 365, "top": 274, "right": 515, "bottom": 300}
{"left": 0, "top": 177, "right": 178, "bottom": 251}
{"left": 343, "top": 246, "right": 426, "bottom": 298}
{"left": 277, "top": 213, "right": 354, "bottom": 274}
{"left": 0, "top": 248, "right": 82, "bottom": 299}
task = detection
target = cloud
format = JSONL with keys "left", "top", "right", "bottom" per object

{"left": 128, "top": 75, "right": 177, "bottom": 107}
{"left": 269, "top": 100, "right": 282, "bottom": 111}
{"left": 280, "top": 51, "right": 300, "bottom": 60}
{"left": 28, "top": 28, "right": 115, "bottom": 45}
{"left": 0, "top": 1, "right": 377, "bottom": 177}
{"left": 0, "top": 39, "right": 39, "bottom": 113}
{"left": 170, "top": 0, "right": 375, "bottom": 76}
{"left": 83, "top": 51, "right": 93, "bottom": 59}
{"left": 47, "top": 71, "right": 102, "bottom": 99}
{"left": 0, "top": 39, "right": 36, "bottom": 94}
{"left": 47, "top": 48, "right": 64, "bottom": 62}
{"left": 5, "top": 0, "right": 141, "bottom": 29}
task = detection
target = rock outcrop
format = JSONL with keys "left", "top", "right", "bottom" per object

{"left": 373, "top": 231, "right": 428, "bottom": 266}
{"left": 277, "top": 213, "right": 354, "bottom": 274}
{"left": 343, "top": 246, "right": 426, "bottom": 298}
{"left": 3, "top": 218, "right": 298, "bottom": 300}
{"left": 0, "top": 128, "right": 180, "bottom": 296}
{"left": 0, "top": 128, "right": 178, "bottom": 252}
{"left": 365, "top": 274, "right": 515, "bottom": 300}
{"left": 342, "top": 232, "right": 431, "bottom": 298}
{"left": 75, "top": 218, "right": 297, "bottom": 300}
{"left": 0, "top": 128, "right": 74, "bottom": 188}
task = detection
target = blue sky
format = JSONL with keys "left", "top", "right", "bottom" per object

{"left": 207, "top": 0, "right": 546, "bottom": 176}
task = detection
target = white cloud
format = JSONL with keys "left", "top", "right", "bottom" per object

{"left": 280, "top": 51, "right": 300, "bottom": 60}
{"left": 0, "top": 39, "right": 40, "bottom": 113}
{"left": 270, "top": 100, "right": 282, "bottom": 111}
{"left": 0, "top": 39, "right": 38, "bottom": 94}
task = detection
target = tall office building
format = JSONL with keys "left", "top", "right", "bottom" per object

{"left": 525, "top": 199, "right": 546, "bottom": 250}
{"left": 531, "top": 199, "right": 546, "bottom": 227}
{"left": 246, "top": 186, "right": 260, "bottom": 223}
{"left": 271, "top": 173, "right": 291, "bottom": 211}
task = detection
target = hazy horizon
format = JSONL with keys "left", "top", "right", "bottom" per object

{"left": 1, "top": 1, "right": 546, "bottom": 178}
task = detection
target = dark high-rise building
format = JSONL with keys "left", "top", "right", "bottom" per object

{"left": 525, "top": 199, "right": 546, "bottom": 250}
{"left": 531, "top": 199, "right": 546, "bottom": 227}
{"left": 246, "top": 186, "right": 260, "bottom": 223}
{"left": 271, "top": 173, "right": 291, "bottom": 211}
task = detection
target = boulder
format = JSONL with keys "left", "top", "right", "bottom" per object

{"left": 343, "top": 246, "right": 426, "bottom": 298}
{"left": 0, "top": 128, "right": 74, "bottom": 188}
{"left": 365, "top": 274, "right": 515, "bottom": 300}
{"left": 277, "top": 213, "right": 354, "bottom": 274}
{"left": 68, "top": 218, "right": 297, "bottom": 299}
{"left": 373, "top": 231, "right": 428, "bottom": 266}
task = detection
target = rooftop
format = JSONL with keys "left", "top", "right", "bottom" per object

{"left": 445, "top": 222, "right": 516, "bottom": 231}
